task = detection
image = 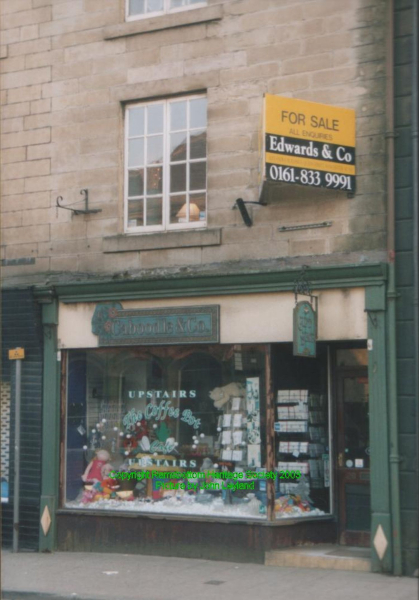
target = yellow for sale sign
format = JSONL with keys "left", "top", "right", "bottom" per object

{"left": 264, "top": 94, "right": 356, "bottom": 192}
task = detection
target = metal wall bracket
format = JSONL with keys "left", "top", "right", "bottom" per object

{"left": 365, "top": 309, "right": 378, "bottom": 328}
{"left": 233, "top": 198, "right": 267, "bottom": 227}
{"left": 56, "top": 189, "right": 102, "bottom": 215}
{"left": 278, "top": 221, "right": 332, "bottom": 232}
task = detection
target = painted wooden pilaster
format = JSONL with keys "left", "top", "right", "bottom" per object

{"left": 366, "top": 285, "right": 392, "bottom": 572}
{"left": 39, "top": 299, "right": 60, "bottom": 552}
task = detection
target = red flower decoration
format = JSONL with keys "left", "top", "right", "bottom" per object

{"left": 108, "top": 308, "right": 118, "bottom": 318}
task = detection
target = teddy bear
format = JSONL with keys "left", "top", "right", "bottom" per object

{"left": 81, "top": 449, "right": 112, "bottom": 484}
{"left": 209, "top": 382, "right": 245, "bottom": 409}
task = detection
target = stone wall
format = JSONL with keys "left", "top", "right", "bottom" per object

{"left": 1, "top": 0, "right": 388, "bottom": 284}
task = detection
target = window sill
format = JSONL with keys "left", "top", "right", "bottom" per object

{"left": 57, "top": 507, "right": 334, "bottom": 527}
{"left": 104, "top": 228, "right": 221, "bottom": 253}
{"left": 103, "top": 4, "right": 223, "bottom": 41}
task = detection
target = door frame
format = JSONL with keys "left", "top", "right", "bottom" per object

{"left": 335, "top": 366, "right": 370, "bottom": 546}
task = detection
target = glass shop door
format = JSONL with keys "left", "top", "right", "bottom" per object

{"left": 336, "top": 368, "right": 371, "bottom": 546}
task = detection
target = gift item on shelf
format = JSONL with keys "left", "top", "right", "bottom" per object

{"left": 309, "top": 426, "right": 326, "bottom": 442}
{"left": 308, "top": 394, "right": 326, "bottom": 409}
{"left": 278, "top": 461, "right": 309, "bottom": 474}
{"left": 308, "top": 443, "right": 325, "bottom": 457}
{"left": 279, "top": 481, "right": 299, "bottom": 494}
{"left": 277, "top": 406, "right": 309, "bottom": 420}
{"left": 277, "top": 389, "right": 309, "bottom": 404}
{"left": 309, "top": 411, "right": 324, "bottom": 424}
{"left": 247, "top": 445, "right": 261, "bottom": 468}
{"left": 279, "top": 441, "right": 309, "bottom": 455}
{"left": 275, "top": 421, "right": 308, "bottom": 433}
{"left": 209, "top": 382, "right": 246, "bottom": 410}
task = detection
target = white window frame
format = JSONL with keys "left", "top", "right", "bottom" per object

{"left": 126, "top": 0, "right": 207, "bottom": 22}
{"left": 124, "top": 95, "right": 207, "bottom": 234}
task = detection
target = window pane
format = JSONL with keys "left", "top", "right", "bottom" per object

{"left": 170, "top": 163, "right": 186, "bottom": 193}
{"left": 170, "top": 194, "right": 186, "bottom": 223}
{"left": 190, "top": 192, "right": 206, "bottom": 221}
{"left": 146, "top": 197, "right": 163, "bottom": 225}
{"left": 147, "top": 0, "right": 164, "bottom": 12}
{"left": 190, "top": 161, "right": 206, "bottom": 191}
{"left": 190, "top": 98, "right": 207, "bottom": 129}
{"left": 128, "top": 199, "right": 144, "bottom": 227}
{"left": 147, "top": 135, "right": 163, "bottom": 165}
{"left": 170, "top": 101, "right": 187, "bottom": 131}
{"left": 129, "top": 0, "right": 145, "bottom": 15}
{"left": 128, "top": 169, "right": 144, "bottom": 197}
{"left": 147, "top": 104, "right": 163, "bottom": 135}
{"left": 170, "top": 0, "right": 186, "bottom": 7}
{"left": 146, "top": 166, "right": 163, "bottom": 195}
{"left": 170, "top": 132, "right": 187, "bottom": 162}
{"left": 190, "top": 130, "right": 206, "bottom": 159}
{"left": 128, "top": 139, "right": 144, "bottom": 167}
{"left": 129, "top": 107, "right": 144, "bottom": 137}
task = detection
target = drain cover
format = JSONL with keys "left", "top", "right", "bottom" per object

{"left": 204, "top": 580, "right": 225, "bottom": 585}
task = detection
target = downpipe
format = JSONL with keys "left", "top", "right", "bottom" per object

{"left": 412, "top": 0, "right": 419, "bottom": 578}
{"left": 385, "top": 0, "right": 402, "bottom": 576}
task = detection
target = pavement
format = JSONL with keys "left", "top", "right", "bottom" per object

{"left": 1, "top": 550, "right": 417, "bottom": 600}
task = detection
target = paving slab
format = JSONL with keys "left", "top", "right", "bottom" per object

{"left": 2, "top": 550, "right": 417, "bottom": 600}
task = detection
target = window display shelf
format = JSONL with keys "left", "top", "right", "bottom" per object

{"left": 274, "top": 389, "right": 330, "bottom": 519}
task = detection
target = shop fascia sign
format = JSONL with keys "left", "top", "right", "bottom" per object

{"left": 262, "top": 94, "right": 356, "bottom": 192}
{"left": 92, "top": 303, "right": 219, "bottom": 346}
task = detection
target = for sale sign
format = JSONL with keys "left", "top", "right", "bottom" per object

{"left": 263, "top": 94, "right": 356, "bottom": 192}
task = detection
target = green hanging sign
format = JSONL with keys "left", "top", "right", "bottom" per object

{"left": 293, "top": 300, "right": 317, "bottom": 357}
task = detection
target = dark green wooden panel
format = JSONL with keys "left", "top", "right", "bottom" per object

{"left": 399, "top": 434, "right": 418, "bottom": 472}
{"left": 1, "top": 290, "right": 43, "bottom": 550}
{"left": 399, "top": 473, "right": 418, "bottom": 511}
{"left": 395, "top": 251, "right": 414, "bottom": 286}
{"left": 397, "top": 396, "right": 417, "bottom": 434}
{"left": 396, "top": 359, "right": 416, "bottom": 395}
{"left": 396, "top": 321, "right": 415, "bottom": 357}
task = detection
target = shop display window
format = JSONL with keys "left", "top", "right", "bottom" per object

{"left": 64, "top": 345, "right": 268, "bottom": 519}
{"left": 272, "top": 345, "right": 331, "bottom": 519}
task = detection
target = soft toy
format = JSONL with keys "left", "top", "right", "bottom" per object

{"left": 82, "top": 449, "right": 112, "bottom": 483}
{"left": 209, "top": 382, "right": 245, "bottom": 409}
{"left": 102, "top": 477, "right": 120, "bottom": 497}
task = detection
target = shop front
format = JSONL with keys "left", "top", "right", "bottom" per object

{"left": 34, "top": 269, "right": 390, "bottom": 564}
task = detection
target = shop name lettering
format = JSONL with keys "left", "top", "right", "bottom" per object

{"left": 109, "top": 317, "right": 209, "bottom": 337}
{"left": 123, "top": 395, "right": 201, "bottom": 430}
{"left": 267, "top": 135, "right": 354, "bottom": 164}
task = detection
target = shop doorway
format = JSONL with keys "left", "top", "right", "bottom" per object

{"left": 336, "top": 366, "right": 370, "bottom": 546}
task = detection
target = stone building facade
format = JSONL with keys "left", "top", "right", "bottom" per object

{"left": 1, "top": 0, "right": 417, "bottom": 577}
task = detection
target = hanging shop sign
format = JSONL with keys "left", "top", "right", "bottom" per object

{"left": 92, "top": 303, "right": 219, "bottom": 346}
{"left": 263, "top": 94, "right": 356, "bottom": 192}
{"left": 293, "top": 301, "right": 317, "bottom": 358}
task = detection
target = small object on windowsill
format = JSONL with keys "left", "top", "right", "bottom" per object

{"left": 176, "top": 202, "right": 201, "bottom": 222}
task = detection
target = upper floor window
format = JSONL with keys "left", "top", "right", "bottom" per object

{"left": 127, "top": 0, "right": 206, "bottom": 20}
{"left": 125, "top": 96, "right": 207, "bottom": 233}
